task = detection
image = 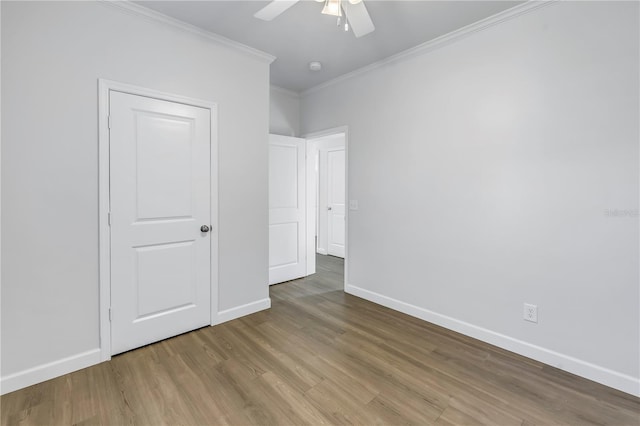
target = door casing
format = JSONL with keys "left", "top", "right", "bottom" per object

{"left": 304, "top": 126, "right": 349, "bottom": 290}
{"left": 98, "top": 79, "right": 219, "bottom": 361}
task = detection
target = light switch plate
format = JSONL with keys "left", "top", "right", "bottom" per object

{"left": 349, "top": 200, "right": 359, "bottom": 210}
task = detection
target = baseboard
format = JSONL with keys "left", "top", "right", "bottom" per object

{"left": 214, "top": 297, "right": 271, "bottom": 325}
{"left": 0, "top": 348, "right": 102, "bottom": 396}
{"left": 1, "top": 298, "right": 272, "bottom": 395}
{"left": 316, "top": 248, "right": 328, "bottom": 255}
{"left": 345, "top": 284, "right": 640, "bottom": 397}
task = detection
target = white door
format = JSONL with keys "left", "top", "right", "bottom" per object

{"left": 109, "top": 91, "right": 212, "bottom": 355}
{"left": 269, "top": 134, "right": 306, "bottom": 285}
{"left": 327, "top": 148, "right": 346, "bottom": 258}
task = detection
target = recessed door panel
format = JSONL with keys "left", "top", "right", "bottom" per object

{"left": 135, "top": 241, "right": 196, "bottom": 320}
{"left": 269, "top": 145, "right": 299, "bottom": 209}
{"left": 269, "top": 222, "right": 299, "bottom": 268}
{"left": 329, "top": 215, "right": 345, "bottom": 248}
{"left": 136, "top": 114, "right": 194, "bottom": 220}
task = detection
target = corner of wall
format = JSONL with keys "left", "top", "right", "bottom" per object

{"left": 269, "top": 85, "right": 302, "bottom": 137}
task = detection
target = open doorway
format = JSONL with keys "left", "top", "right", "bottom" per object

{"left": 305, "top": 128, "right": 348, "bottom": 289}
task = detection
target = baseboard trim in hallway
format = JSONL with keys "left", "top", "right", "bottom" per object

{"left": 214, "top": 297, "right": 272, "bottom": 325}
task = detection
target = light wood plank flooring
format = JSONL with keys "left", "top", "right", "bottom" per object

{"left": 2, "top": 254, "right": 639, "bottom": 425}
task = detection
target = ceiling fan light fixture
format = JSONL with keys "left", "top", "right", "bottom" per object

{"left": 348, "top": 0, "right": 362, "bottom": 4}
{"left": 321, "top": 0, "right": 342, "bottom": 17}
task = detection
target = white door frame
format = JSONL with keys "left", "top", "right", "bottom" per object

{"left": 313, "top": 136, "right": 346, "bottom": 257}
{"left": 303, "top": 126, "right": 349, "bottom": 290}
{"left": 98, "top": 79, "right": 218, "bottom": 361}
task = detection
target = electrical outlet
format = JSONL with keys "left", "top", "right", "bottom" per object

{"left": 523, "top": 303, "right": 538, "bottom": 323}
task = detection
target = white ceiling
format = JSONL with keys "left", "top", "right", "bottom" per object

{"left": 135, "top": 0, "right": 523, "bottom": 92}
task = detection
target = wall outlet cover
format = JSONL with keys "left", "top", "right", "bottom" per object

{"left": 524, "top": 303, "right": 538, "bottom": 323}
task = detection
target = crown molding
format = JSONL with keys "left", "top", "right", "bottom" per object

{"left": 270, "top": 85, "right": 300, "bottom": 99}
{"left": 99, "top": 0, "right": 275, "bottom": 64}
{"left": 302, "top": 0, "right": 556, "bottom": 97}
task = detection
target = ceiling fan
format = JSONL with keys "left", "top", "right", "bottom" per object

{"left": 254, "top": 0, "right": 375, "bottom": 38}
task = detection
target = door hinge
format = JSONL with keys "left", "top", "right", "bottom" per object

{"left": 108, "top": 308, "right": 112, "bottom": 322}
{"left": 107, "top": 115, "right": 112, "bottom": 129}
{"left": 108, "top": 212, "right": 111, "bottom": 226}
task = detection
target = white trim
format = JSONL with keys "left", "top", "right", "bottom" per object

{"left": 209, "top": 104, "right": 220, "bottom": 329}
{"left": 302, "top": 0, "right": 555, "bottom": 97}
{"left": 0, "top": 349, "right": 102, "bottom": 396}
{"left": 306, "top": 138, "right": 318, "bottom": 276}
{"left": 98, "top": 0, "right": 275, "bottom": 64}
{"left": 345, "top": 284, "right": 640, "bottom": 397}
{"left": 303, "top": 126, "right": 349, "bottom": 290}
{"left": 98, "top": 80, "right": 111, "bottom": 362}
{"left": 0, "top": 1, "right": 3, "bottom": 390}
{"left": 98, "top": 79, "right": 220, "bottom": 359}
{"left": 214, "top": 298, "right": 272, "bottom": 325}
{"left": 100, "top": 79, "right": 220, "bottom": 111}
{"left": 303, "top": 126, "right": 349, "bottom": 142}
{"left": 271, "top": 85, "right": 300, "bottom": 99}
{"left": 316, "top": 248, "right": 328, "bottom": 255}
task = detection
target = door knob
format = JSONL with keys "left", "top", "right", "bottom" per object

{"left": 200, "top": 225, "right": 210, "bottom": 233}
{"left": 328, "top": 207, "right": 332, "bottom": 211}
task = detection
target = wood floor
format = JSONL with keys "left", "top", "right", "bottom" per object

{"left": 2, "top": 255, "right": 639, "bottom": 425}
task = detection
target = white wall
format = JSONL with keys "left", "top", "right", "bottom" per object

{"left": 1, "top": 1, "right": 270, "bottom": 391}
{"left": 270, "top": 86, "right": 301, "bottom": 137}
{"left": 301, "top": 1, "right": 639, "bottom": 395}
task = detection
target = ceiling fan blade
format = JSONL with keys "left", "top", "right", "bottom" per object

{"left": 343, "top": 1, "right": 375, "bottom": 38}
{"left": 254, "top": 0, "right": 300, "bottom": 21}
